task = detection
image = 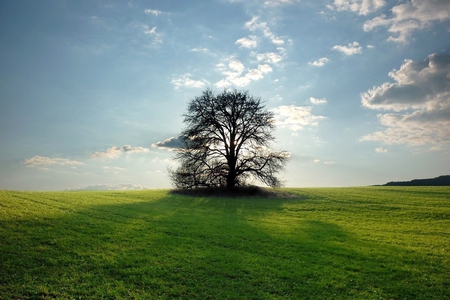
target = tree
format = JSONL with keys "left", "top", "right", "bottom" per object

{"left": 170, "top": 89, "right": 289, "bottom": 189}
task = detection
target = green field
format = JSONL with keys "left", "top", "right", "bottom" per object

{"left": 1, "top": 187, "right": 449, "bottom": 299}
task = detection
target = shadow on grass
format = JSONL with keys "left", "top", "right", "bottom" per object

{"left": 1, "top": 191, "right": 448, "bottom": 299}
{"left": 169, "top": 186, "right": 300, "bottom": 199}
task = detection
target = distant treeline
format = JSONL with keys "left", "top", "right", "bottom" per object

{"left": 382, "top": 175, "right": 450, "bottom": 186}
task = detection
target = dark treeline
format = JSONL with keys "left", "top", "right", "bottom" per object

{"left": 382, "top": 175, "right": 450, "bottom": 186}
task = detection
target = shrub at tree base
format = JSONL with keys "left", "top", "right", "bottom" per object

{"left": 169, "top": 186, "right": 298, "bottom": 198}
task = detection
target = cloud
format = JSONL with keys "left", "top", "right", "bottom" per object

{"left": 309, "top": 57, "right": 330, "bottom": 67}
{"left": 215, "top": 16, "right": 288, "bottom": 88}
{"left": 361, "top": 53, "right": 450, "bottom": 148}
{"left": 375, "top": 147, "right": 388, "bottom": 153}
{"left": 172, "top": 74, "right": 208, "bottom": 89}
{"left": 24, "top": 156, "right": 83, "bottom": 169}
{"left": 332, "top": 41, "right": 362, "bottom": 55}
{"left": 228, "top": 0, "right": 297, "bottom": 6}
{"left": 235, "top": 35, "right": 258, "bottom": 48}
{"left": 229, "top": 59, "right": 245, "bottom": 73}
{"left": 67, "top": 183, "right": 150, "bottom": 191}
{"left": 309, "top": 97, "right": 327, "bottom": 105}
{"left": 256, "top": 52, "right": 283, "bottom": 64}
{"left": 142, "top": 25, "right": 163, "bottom": 44}
{"left": 246, "top": 64, "right": 273, "bottom": 80}
{"left": 313, "top": 158, "right": 336, "bottom": 165}
{"left": 214, "top": 59, "right": 272, "bottom": 88}
{"left": 190, "top": 47, "right": 209, "bottom": 53}
{"left": 264, "top": 0, "right": 297, "bottom": 7}
{"left": 152, "top": 137, "right": 186, "bottom": 151}
{"left": 144, "top": 9, "right": 162, "bottom": 16}
{"left": 330, "top": 0, "right": 386, "bottom": 15}
{"left": 364, "top": 0, "right": 450, "bottom": 43}
{"left": 91, "top": 145, "right": 149, "bottom": 158}
{"left": 271, "top": 105, "right": 326, "bottom": 131}
{"left": 245, "top": 16, "right": 285, "bottom": 45}
{"left": 122, "top": 145, "right": 150, "bottom": 153}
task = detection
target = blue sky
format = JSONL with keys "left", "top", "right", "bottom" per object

{"left": 1, "top": 0, "right": 449, "bottom": 190}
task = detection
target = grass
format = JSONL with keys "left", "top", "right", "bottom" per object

{"left": 0, "top": 187, "right": 449, "bottom": 299}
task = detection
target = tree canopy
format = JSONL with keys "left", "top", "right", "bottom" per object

{"left": 170, "top": 89, "right": 289, "bottom": 189}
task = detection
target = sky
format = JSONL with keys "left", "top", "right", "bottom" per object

{"left": 1, "top": 0, "right": 449, "bottom": 190}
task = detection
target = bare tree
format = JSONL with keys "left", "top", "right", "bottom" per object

{"left": 170, "top": 89, "right": 289, "bottom": 189}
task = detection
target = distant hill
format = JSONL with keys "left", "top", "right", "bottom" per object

{"left": 382, "top": 175, "right": 450, "bottom": 186}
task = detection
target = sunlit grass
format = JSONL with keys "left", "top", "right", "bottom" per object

{"left": 1, "top": 187, "right": 449, "bottom": 299}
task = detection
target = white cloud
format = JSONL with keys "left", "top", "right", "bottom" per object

{"left": 24, "top": 156, "right": 83, "bottom": 169}
{"left": 264, "top": 0, "right": 297, "bottom": 7}
{"left": 246, "top": 64, "right": 273, "bottom": 80}
{"left": 256, "top": 52, "right": 283, "bottom": 64}
{"left": 91, "top": 147, "right": 123, "bottom": 159}
{"left": 229, "top": 60, "right": 245, "bottom": 73}
{"left": 245, "top": 16, "right": 266, "bottom": 31}
{"left": 190, "top": 47, "right": 209, "bottom": 53}
{"left": 309, "top": 57, "right": 330, "bottom": 67}
{"left": 91, "top": 145, "right": 150, "bottom": 159}
{"left": 309, "top": 97, "right": 327, "bottom": 105}
{"left": 375, "top": 147, "right": 388, "bottom": 153}
{"left": 215, "top": 16, "right": 288, "bottom": 88}
{"left": 172, "top": 74, "right": 208, "bottom": 89}
{"left": 144, "top": 9, "right": 162, "bottom": 16}
{"left": 364, "top": 0, "right": 450, "bottom": 43}
{"left": 245, "top": 16, "right": 285, "bottom": 45}
{"left": 332, "top": 41, "right": 362, "bottom": 55}
{"left": 229, "top": 0, "right": 297, "bottom": 6}
{"left": 142, "top": 25, "right": 163, "bottom": 44}
{"left": 214, "top": 59, "right": 272, "bottom": 88}
{"left": 235, "top": 35, "right": 258, "bottom": 48}
{"left": 331, "top": 0, "right": 386, "bottom": 15}
{"left": 313, "top": 158, "right": 336, "bottom": 165}
{"left": 271, "top": 105, "right": 326, "bottom": 131}
{"left": 361, "top": 53, "right": 450, "bottom": 148}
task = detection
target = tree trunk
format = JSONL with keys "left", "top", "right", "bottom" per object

{"left": 226, "top": 167, "right": 236, "bottom": 188}
{"left": 227, "top": 134, "right": 237, "bottom": 188}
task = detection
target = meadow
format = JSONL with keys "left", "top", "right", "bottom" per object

{"left": 0, "top": 187, "right": 449, "bottom": 299}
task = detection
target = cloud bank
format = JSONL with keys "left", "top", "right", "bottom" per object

{"left": 152, "top": 137, "right": 185, "bottom": 151}
{"left": 91, "top": 145, "right": 150, "bottom": 158}
{"left": 363, "top": 0, "right": 450, "bottom": 43}
{"left": 24, "top": 156, "right": 83, "bottom": 169}
{"left": 330, "top": 0, "right": 385, "bottom": 16}
{"left": 271, "top": 105, "right": 326, "bottom": 131}
{"left": 361, "top": 53, "right": 450, "bottom": 148}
